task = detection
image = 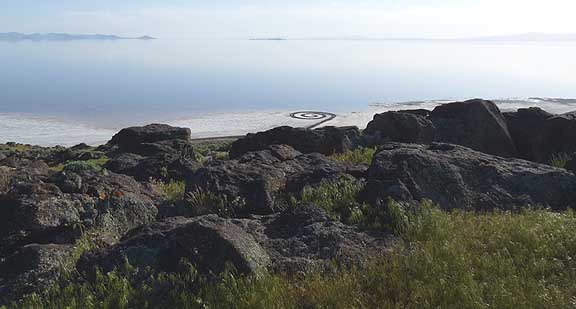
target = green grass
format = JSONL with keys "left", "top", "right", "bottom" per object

{"left": 330, "top": 147, "right": 377, "bottom": 165}
{"left": 10, "top": 205, "right": 576, "bottom": 308}
{"left": 152, "top": 180, "right": 186, "bottom": 203}
{"left": 51, "top": 157, "right": 109, "bottom": 172}
{"left": 299, "top": 178, "right": 365, "bottom": 225}
{"left": 185, "top": 187, "right": 244, "bottom": 217}
{"left": 549, "top": 152, "right": 573, "bottom": 169}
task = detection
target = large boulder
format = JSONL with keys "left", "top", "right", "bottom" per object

{"left": 532, "top": 112, "right": 576, "bottom": 162}
{"left": 107, "top": 124, "right": 191, "bottom": 153}
{"left": 0, "top": 244, "right": 73, "bottom": 304}
{"left": 78, "top": 215, "right": 271, "bottom": 278}
{"left": 229, "top": 126, "right": 362, "bottom": 159}
{"left": 78, "top": 205, "right": 389, "bottom": 278}
{"left": 504, "top": 107, "right": 554, "bottom": 161}
{"left": 104, "top": 124, "right": 200, "bottom": 181}
{"left": 363, "top": 143, "right": 576, "bottom": 210}
{"left": 187, "top": 145, "right": 366, "bottom": 215}
{"left": 364, "top": 111, "right": 435, "bottom": 144}
{"left": 0, "top": 166, "right": 159, "bottom": 303}
{"left": 430, "top": 99, "right": 517, "bottom": 157}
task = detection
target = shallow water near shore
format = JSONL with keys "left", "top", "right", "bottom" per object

{"left": 1, "top": 39, "right": 576, "bottom": 145}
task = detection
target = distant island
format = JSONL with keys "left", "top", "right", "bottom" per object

{"left": 0, "top": 32, "right": 156, "bottom": 41}
{"left": 249, "top": 38, "right": 287, "bottom": 41}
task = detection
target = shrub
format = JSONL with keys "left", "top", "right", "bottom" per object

{"left": 549, "top": 152, "right": 573, "bottom": 169}
{"left": 63, "top": 160, "right": 103, "bottom": 173}
{"left": 300, "top": 178, "right": 365, "bottom": 224}
{"left": 9, "top": 207, "right": 576, "bottom": 308}
{"left": 151, "top": 180, "right": 186, "bottom": 203}
{"left": 185, "top": 188, "right": 245, "bottom": 217}
{"left": 330, "top": 147, "right": 377, "bottom": 165}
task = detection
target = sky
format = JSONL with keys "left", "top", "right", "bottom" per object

{"left": 1, "top": 0, "right": 575, "bottom": 39}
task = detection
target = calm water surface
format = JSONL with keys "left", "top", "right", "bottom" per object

{"left": 1, "top": 39, "right": 575, "bottom": 128}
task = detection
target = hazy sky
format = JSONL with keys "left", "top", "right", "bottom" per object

{"left": 1, "top": 0, "right": 575, "bottom": 38}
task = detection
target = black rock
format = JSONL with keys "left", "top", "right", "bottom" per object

{"left": 504, "top": 107, "right": 554, "bottom": 161}
{"left": 430, "top": 99, "right": 517, "bottom": 157}
{"left": 364, "top": 142, "right": 576, "bottom": 210}
{"left": 532, "top": 111, "right": 576, "bottom": 162}
{"left": 229, "top": 126, "right": 362, "bottom": 159}
{"left": 364, "top": 111, "right": 435, "bottom": 144}
{"left": 187, "top": 145, "right": 367, "bottom": 215}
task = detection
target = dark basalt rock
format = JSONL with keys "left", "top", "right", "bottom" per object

{"left": 430, "top": 99, "right": 517, "bottom": 157}
{"left": 363, "top": 143, "right": 576, "bottom": 211}
{"left": 229, "top": 126, "right": 362, "bottom": 159}
{"left": 187, "top": 145, "right": 367, "bottom": 215}
{"left": 0, "top": 244, "right": 73, "bottom": 304}
{"left": 532, "top": 112, "right": 576, "bottom": 162}
{"left": 78, "top": 215, "right": 271, "bottom": 278}
{"left": 107, "top": 124, "right": 192, "bottom": 153}
{"left": 0, "top": 166, "right": 159, "bottom": 303}
{"left": 78, "top": 205, "right": 390, "bottom": 279}
{"left": 504, "top": 107, "right": 554, "bottom": 161}
{"left": 566, "top": 157, "right": 576, "bottom": 173}
{"left": 364, "top": 111, "right": 435, "bottom": 144}
{"left": 104, "top": 124, "right": 200, "bottom": 181}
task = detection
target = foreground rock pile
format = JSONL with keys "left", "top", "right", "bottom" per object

{"left": 1, "top": 99, "right": 576, "bottom": 305}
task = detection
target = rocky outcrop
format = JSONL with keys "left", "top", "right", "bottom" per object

{"left": 0, "top": 165, "right": 159, "bottom": 302}
{"left": 504, "top": 107, "right": 554, "bottom": 161}
{"left": 364, "top": 111, "right": 435, "bottom": 144}
{"left": 104, "top": 124, "right": 200, "bottom": 181}
{"left": 362, "top": 143, "right": 576, "bottom": 210}
{"left": 532, "top": 112, "right": 576, "bottom": 162}
{"left": 78, "top": 215, "right": 271, "bottom": 278}
{"left": 429, "top": 99, "right": 517, "bottom": 157}
{"left": 187, "top": 145, "right": 367, "bottom": 215}
{"left": 0, "top": 244, "right": 73, "bottom": 303}
{"left": 79, "top": 205, "right": 390, "bottom": 279}
{"left": 229, "top": 126, "right": 362, "bottom": 158}
{"left": 107, "top": 124, "right": 192, "bottom": 153}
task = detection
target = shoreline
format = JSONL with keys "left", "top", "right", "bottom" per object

{"left": 1, "top": 97, "right": 576, "bottom": 147}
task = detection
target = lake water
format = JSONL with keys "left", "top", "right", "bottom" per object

{"left": 1, "top": 39, "right": 576, "bottom": 145}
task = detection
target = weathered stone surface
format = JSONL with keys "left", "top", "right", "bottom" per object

{"left": 104, "top": 124, "right": 200, "bottom": 181}
{"left": 187, "top": 145, "right": 367, "bottom": 215}
{"left": 107, "top": 124, "right": 191, "bottom": 153}
{"left": 430, "top": 99, "right": 517, "bottom": 157}
{"left": 78, "top": 215, "right": 271, "bottom": 278}
{"left": 532, "top": 112, "right": 576, "bottom": 162}
{"left": 0, "top": 165, "right": 160, "bottom": 303}
{"left": 0, "top": 244, "right": 73, "bottom": 304}
{"left": 364, "top": 111, "right": 435, "bottom": 144}
{"left": 229, "top": 126, "right": 362, "bottom": 158}
{"left": 363, "top": 143, "right": 576, "bottom": 210}
{"left": 504, "top": 107, "right": 554, "bottom": 161}
{"left": 79, "top": 205, "right": 389, "bottom": 278}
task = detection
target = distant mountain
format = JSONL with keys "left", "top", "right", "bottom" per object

{"left": 0, "top": 32, "right": 156, "bottom": 41}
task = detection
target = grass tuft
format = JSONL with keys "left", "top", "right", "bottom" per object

{"left": 549, "top": 152, "right": 573, "bottom": 169}
{"left": 330, "top": 147, "right": 377, "bottom": 165}
{"left": 151, "top": 180, "right": 186, "bottom": 203}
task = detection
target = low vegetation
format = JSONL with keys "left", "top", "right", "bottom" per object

{"left": 151, "top": 180, "right": 186, "bottom": 203}
{"left": 330, "top": 147, "right": 377, "bottom": 165}
{"left": 549, "top": 152, "right": 574, "bottom": 169}
{"left": 51, "top": 157, "right": 109, "bottom": 172}
{"left": 185, "top": 187, "right": 245, "bottom": 217}
{"left": 9, "top": 205, "right": 576, "bottom": 308}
